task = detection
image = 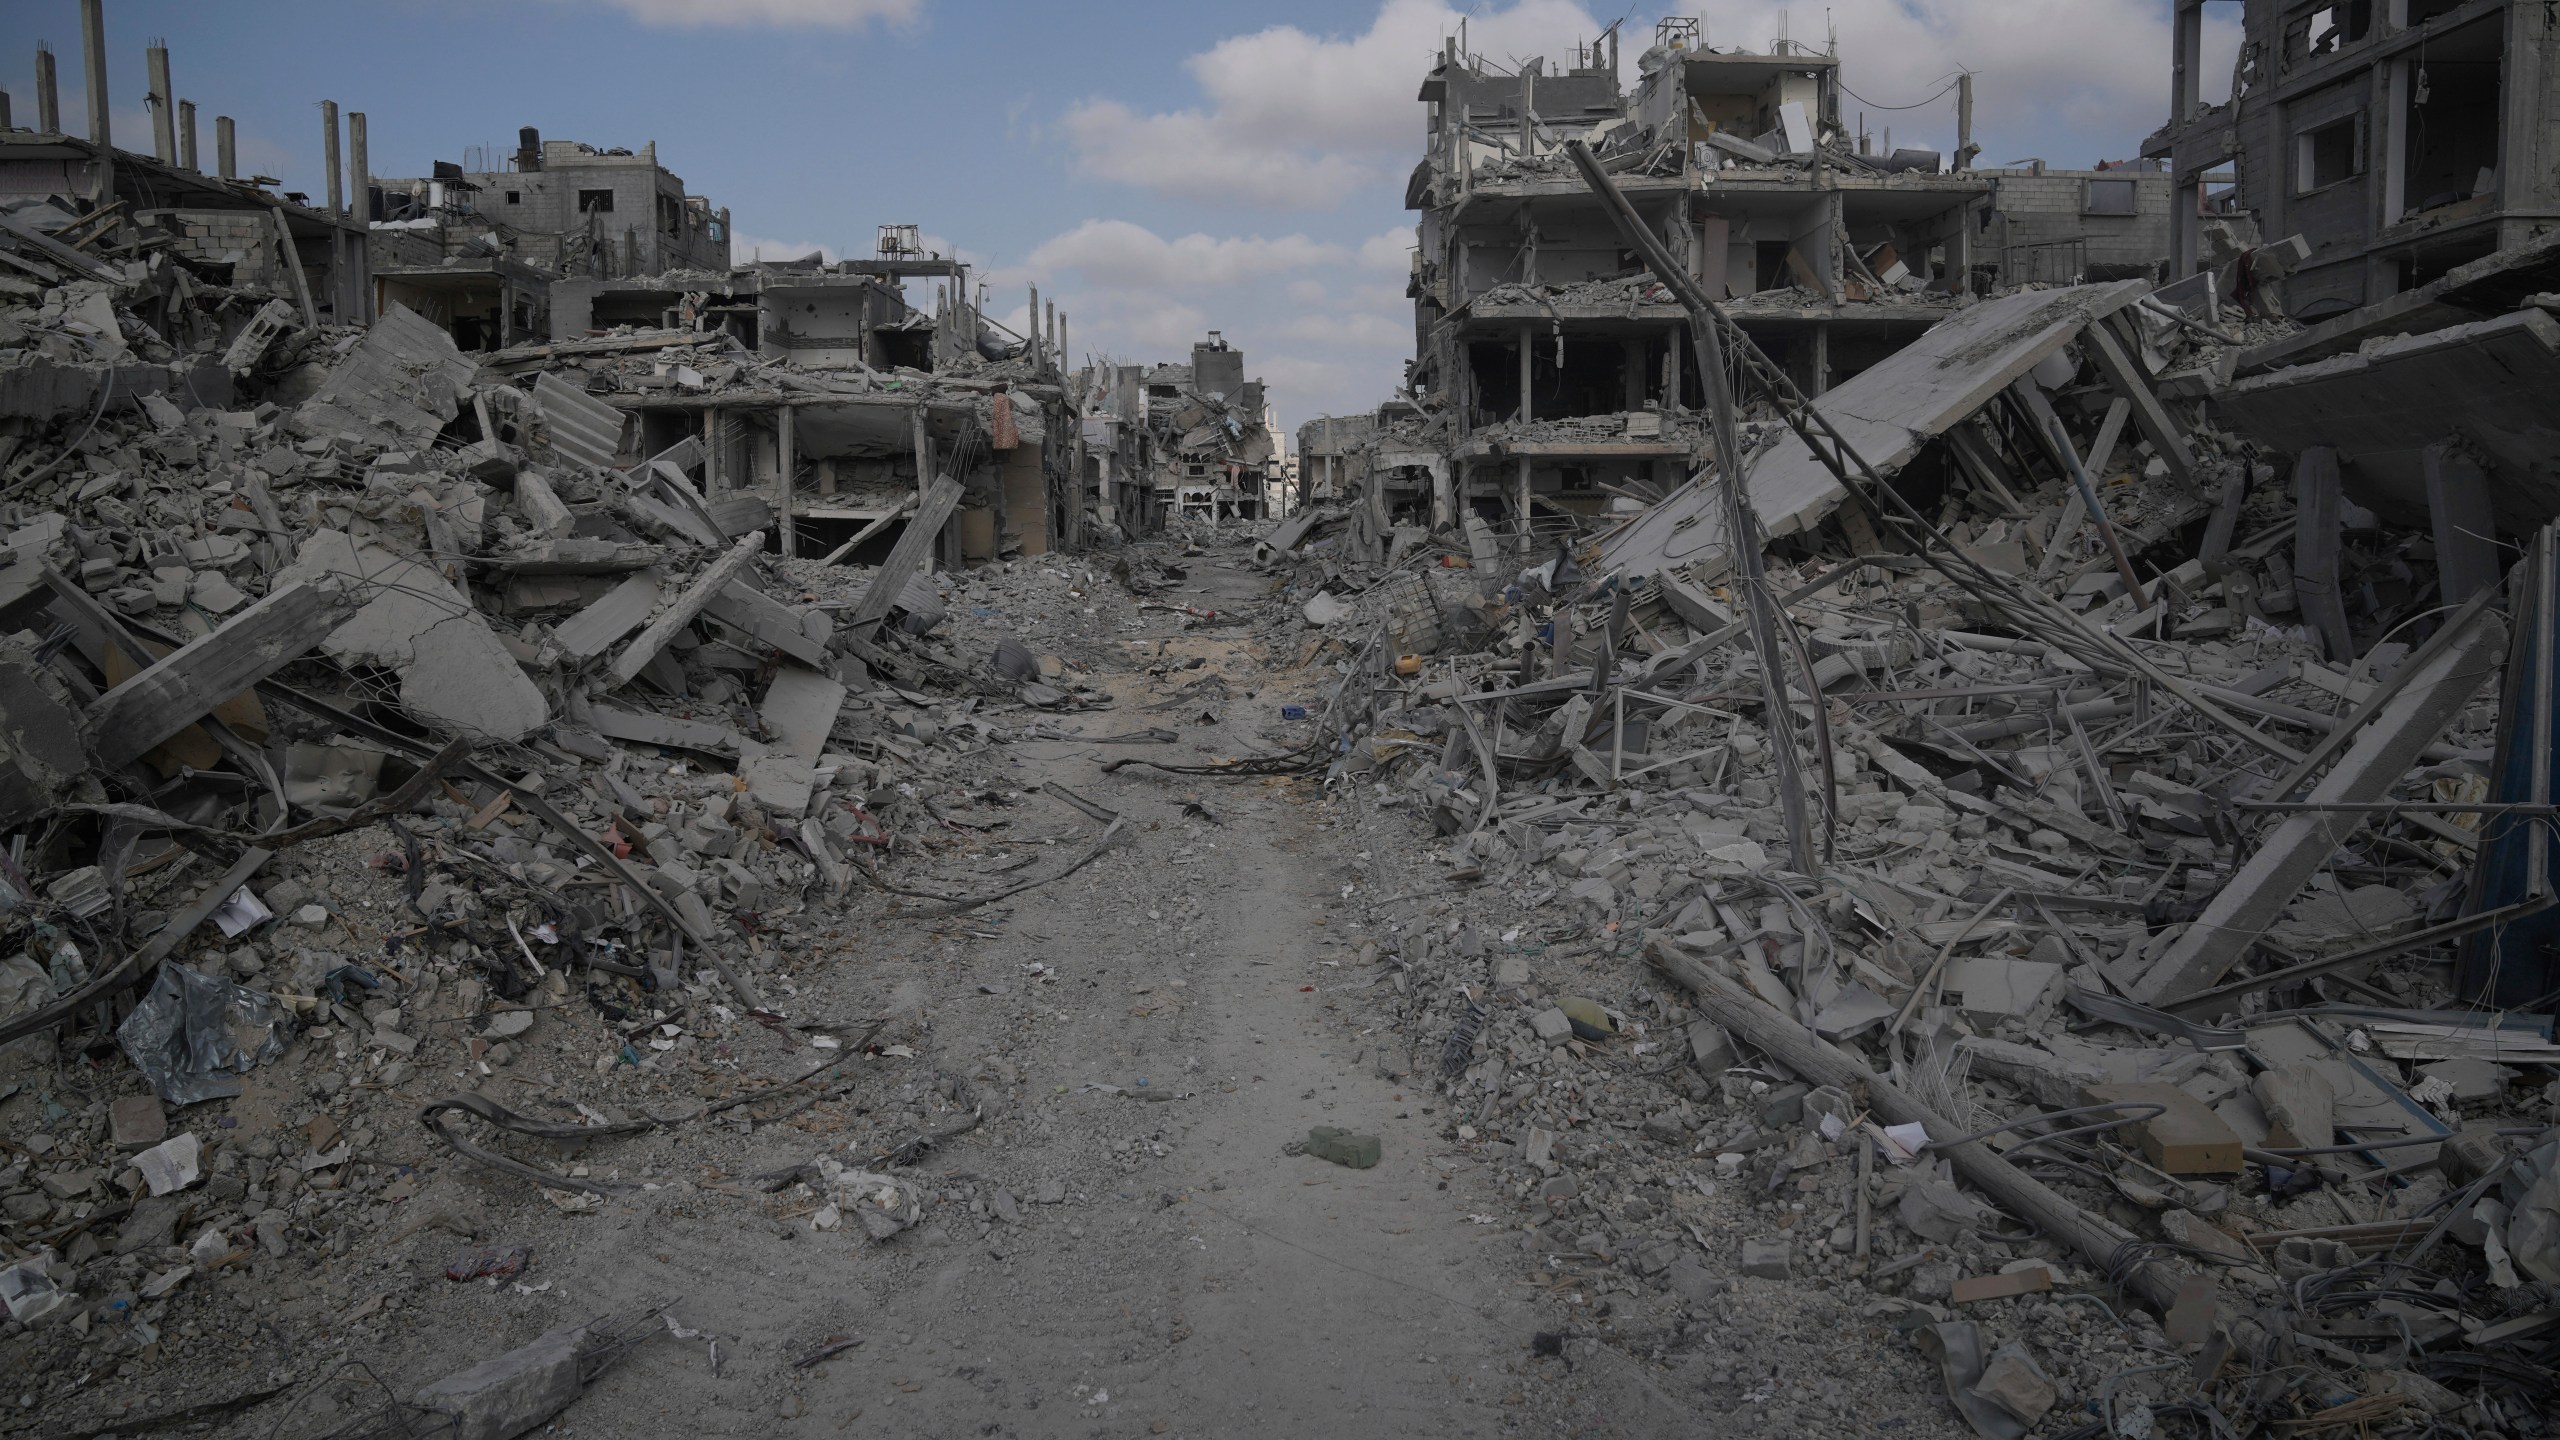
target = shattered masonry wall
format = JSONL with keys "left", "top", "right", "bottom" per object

{"left": 1979, "top": 170, "right": 2172, "bottom": 278}
{"left": 142, "top": 210, "right": 285, "bottom": 289}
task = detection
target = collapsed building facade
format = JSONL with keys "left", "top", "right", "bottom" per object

{"left": 2149, "top": 0, "right": 2550, "bottom": 316}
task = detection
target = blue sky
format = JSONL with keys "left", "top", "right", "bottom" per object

{"left": 0, "top": 0, "right": 2236, "bottom": 432}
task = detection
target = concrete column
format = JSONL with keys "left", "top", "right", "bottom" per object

{"left": 705, "top": 408, "right": 724, "bottom": 496}
{"left": 35, "top": 46, "right": 59, "bottom": 134}
{"left": 146, "top": 44, "right": 174, "bottom": 163}
{"left": 321, "top": 100, "right": 343, "bottom": 216}
{"left": 1515, "top": 456, "right": 1533, "bottom": 538}
{"left": 2293, "top": 447, "right": 2355, "bottom": 663}
{"left": 1664, "top": 325, "right": 1683, "bottom": 411}
{"left": 1429, "top": 457, "right": 1456, "bottom": 532}
{"left": 0, "top": 92, "right": 9, "bottom": 130}
{"left": 1810, "top": 323, "right": 1830, "bottom": 397}
{"left": 778, "top": 404, "right": 797, "bottom": 559}
{"left": 348, "top": 111, "right": 368, "bottom": 223}
{"left": 1622, "top": 337, "right": 1646, "bottom": 410}
{"left": 78, "top": 0, "right": 111, "bottom": 205}
{"left": 216, "top": 115, "right": 236, "bottom": 179}
{"left": 1517, "top": 324, "right": 1534, "bottom": 422}
{"left": 1955, "top": 72, "right": 1976, "bottom": 171}
{"left": 178, "top": 100, "right": 196, "bottom": 171}
{"left": 1027, "top": 284, "right": 1040, "bottom": 368}
{"left": 2171, "top": 0, "right": 2203, "bottom": 126}
{"left": 2423, "top": 441, "right": 2500, "bottom": 607}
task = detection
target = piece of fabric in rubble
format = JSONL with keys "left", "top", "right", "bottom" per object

{"left": 1911, "top": 1321, "right": 2030, "bottom": 1440}
{"left": 115, "top": 962, "right": 291, "bottom": 1105}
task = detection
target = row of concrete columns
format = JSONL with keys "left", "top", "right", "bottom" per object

{"left": 27, "top": 0, "right": 367, "bottom": 213}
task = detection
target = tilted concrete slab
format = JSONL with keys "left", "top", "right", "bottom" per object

{"left": 1596, "top": 281, "right": 2148, "bottom": 583}
{"left": 2216, "top": 308, "right": 2560, "bottom": 532}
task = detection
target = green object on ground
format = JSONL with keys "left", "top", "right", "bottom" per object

{"left": 1306, "top": 1126, "right": 1381, "bottom": 1169}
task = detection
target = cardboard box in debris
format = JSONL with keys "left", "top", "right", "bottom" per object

{"left": 1274, "top": 233, "right": 2560, "bottom": 1432}
{"left": 0, "top": 202, "right": 1110, "bottom": 1390}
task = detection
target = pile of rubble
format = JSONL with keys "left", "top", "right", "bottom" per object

{"left": 1256, "top": 167, "right": 2560, "bottom": 1437}
{"left": 0, "top": 198, "right": 1130, "bottom": 1430}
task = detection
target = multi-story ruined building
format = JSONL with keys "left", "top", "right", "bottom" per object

{"left": 1334, "top": 19, "right": 1998, "bottom": 537}
{"left": 1074, "top": 333, "right": 1283, "bottom": 531}
{"left": 2147, "top": 0, "right": 2553, "bottom": 321}
{"left": 369, "top": 129, "right": 731, "bottom": 350}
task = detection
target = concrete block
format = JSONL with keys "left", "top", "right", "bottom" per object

{"left": 1739, "top": 1237, "right": 1791, "bottom": 1279}
{"left": 1973, "top": 1343, "right": 2058, "bottom": 1425}
{"left": 411, "top": 1324, "right": 588, "bottom": 1440}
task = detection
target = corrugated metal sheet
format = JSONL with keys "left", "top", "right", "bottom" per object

{"left": 533, "top": 370, "right": 628, "bottom": 469}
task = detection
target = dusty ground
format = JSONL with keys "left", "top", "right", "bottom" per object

{"left": 7, "top": 544, "right": 1977, "bottom": 1439}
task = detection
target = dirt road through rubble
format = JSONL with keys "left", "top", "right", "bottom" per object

{"left": 480, "top": 560, "right": 1672, "bottom": 1438}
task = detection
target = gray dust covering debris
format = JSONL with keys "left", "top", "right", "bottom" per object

{"left": 4, "top": 5, "right": 2560, "bottom": 1440}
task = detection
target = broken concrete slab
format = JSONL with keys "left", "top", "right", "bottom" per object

{"left": 1598, "top": 282, "right": 2150, "bottom": 581}
{"left": 607, "top": 531, "right": 764, "bottom": 690}
{"left": 289, "top": 303, "right": 477, "bottom": 451}
{"left": 549, "top": 570, "right": 663, "bottom": 663}
{"left": 277, "top": 531, "right": 550, "bottom": 742}
{"left": 531, "top": 371, "right": 629, "bottom": 470}
{"left": 760, "top": 667, "right": 846, "bottom": 760}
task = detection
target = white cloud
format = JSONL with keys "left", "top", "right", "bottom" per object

{"left": 1063, "top": 0, "right": 2237, "bottom": 209}
{"left": 1707, "top": 1, "right": 2243, "bottom": 167}
{"left": 1358, "top": 227, "right": 1414, "bottom": 273}
{"left": 1027, "top": 219, "right": 1350, "bottom": 292}
{"left": 570, "top": 0, "right": 922, "bottom": 28}
{"left": 1062, "top": 0, "right": 1605, "bottom": 208}
{"left": 1273, "top": 311, "right": 1411, "bottom": 349}
{"left": 731, "top": 233, "right": 838, "bottom": 264}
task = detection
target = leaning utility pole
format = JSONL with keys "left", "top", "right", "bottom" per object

{"left": 1562, "top": 139, "right": 1817, "bottom": 875}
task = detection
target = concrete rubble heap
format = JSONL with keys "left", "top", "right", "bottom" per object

{"left": 6, "top": 4, "right": 2560, "bottom": 1438}
{"left": 0, "top": 77, "right": 1181, "bottom": 1434}
{"left": 1256, "top": 18, "right": 2560, "bottom": 1439}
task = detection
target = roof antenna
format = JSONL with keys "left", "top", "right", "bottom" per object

{"left": 1828, "top": 10, "right": 1838, "bottom": 56}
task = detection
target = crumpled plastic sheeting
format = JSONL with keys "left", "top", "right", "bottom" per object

{"left": 115, "top": 962, "right": 290, "bottom": 1105}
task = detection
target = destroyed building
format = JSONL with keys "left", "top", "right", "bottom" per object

{"left": 2148, "top": 0, "right": 2548, "bottom": 317}
{"left": 8, "top": 2, "right": 2560, "bottom": 1436}
{"left": 1074, "top": 332, "right": 1282, "bottom": 529}
{"left": 368, "top": 129, "right": 732, "bottom": 352}
{"left": 0, "top": 25, "right": 371, "bottom": 350}
{"left": 1315, "top": 20, "right": 2002, "bottom": 535}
